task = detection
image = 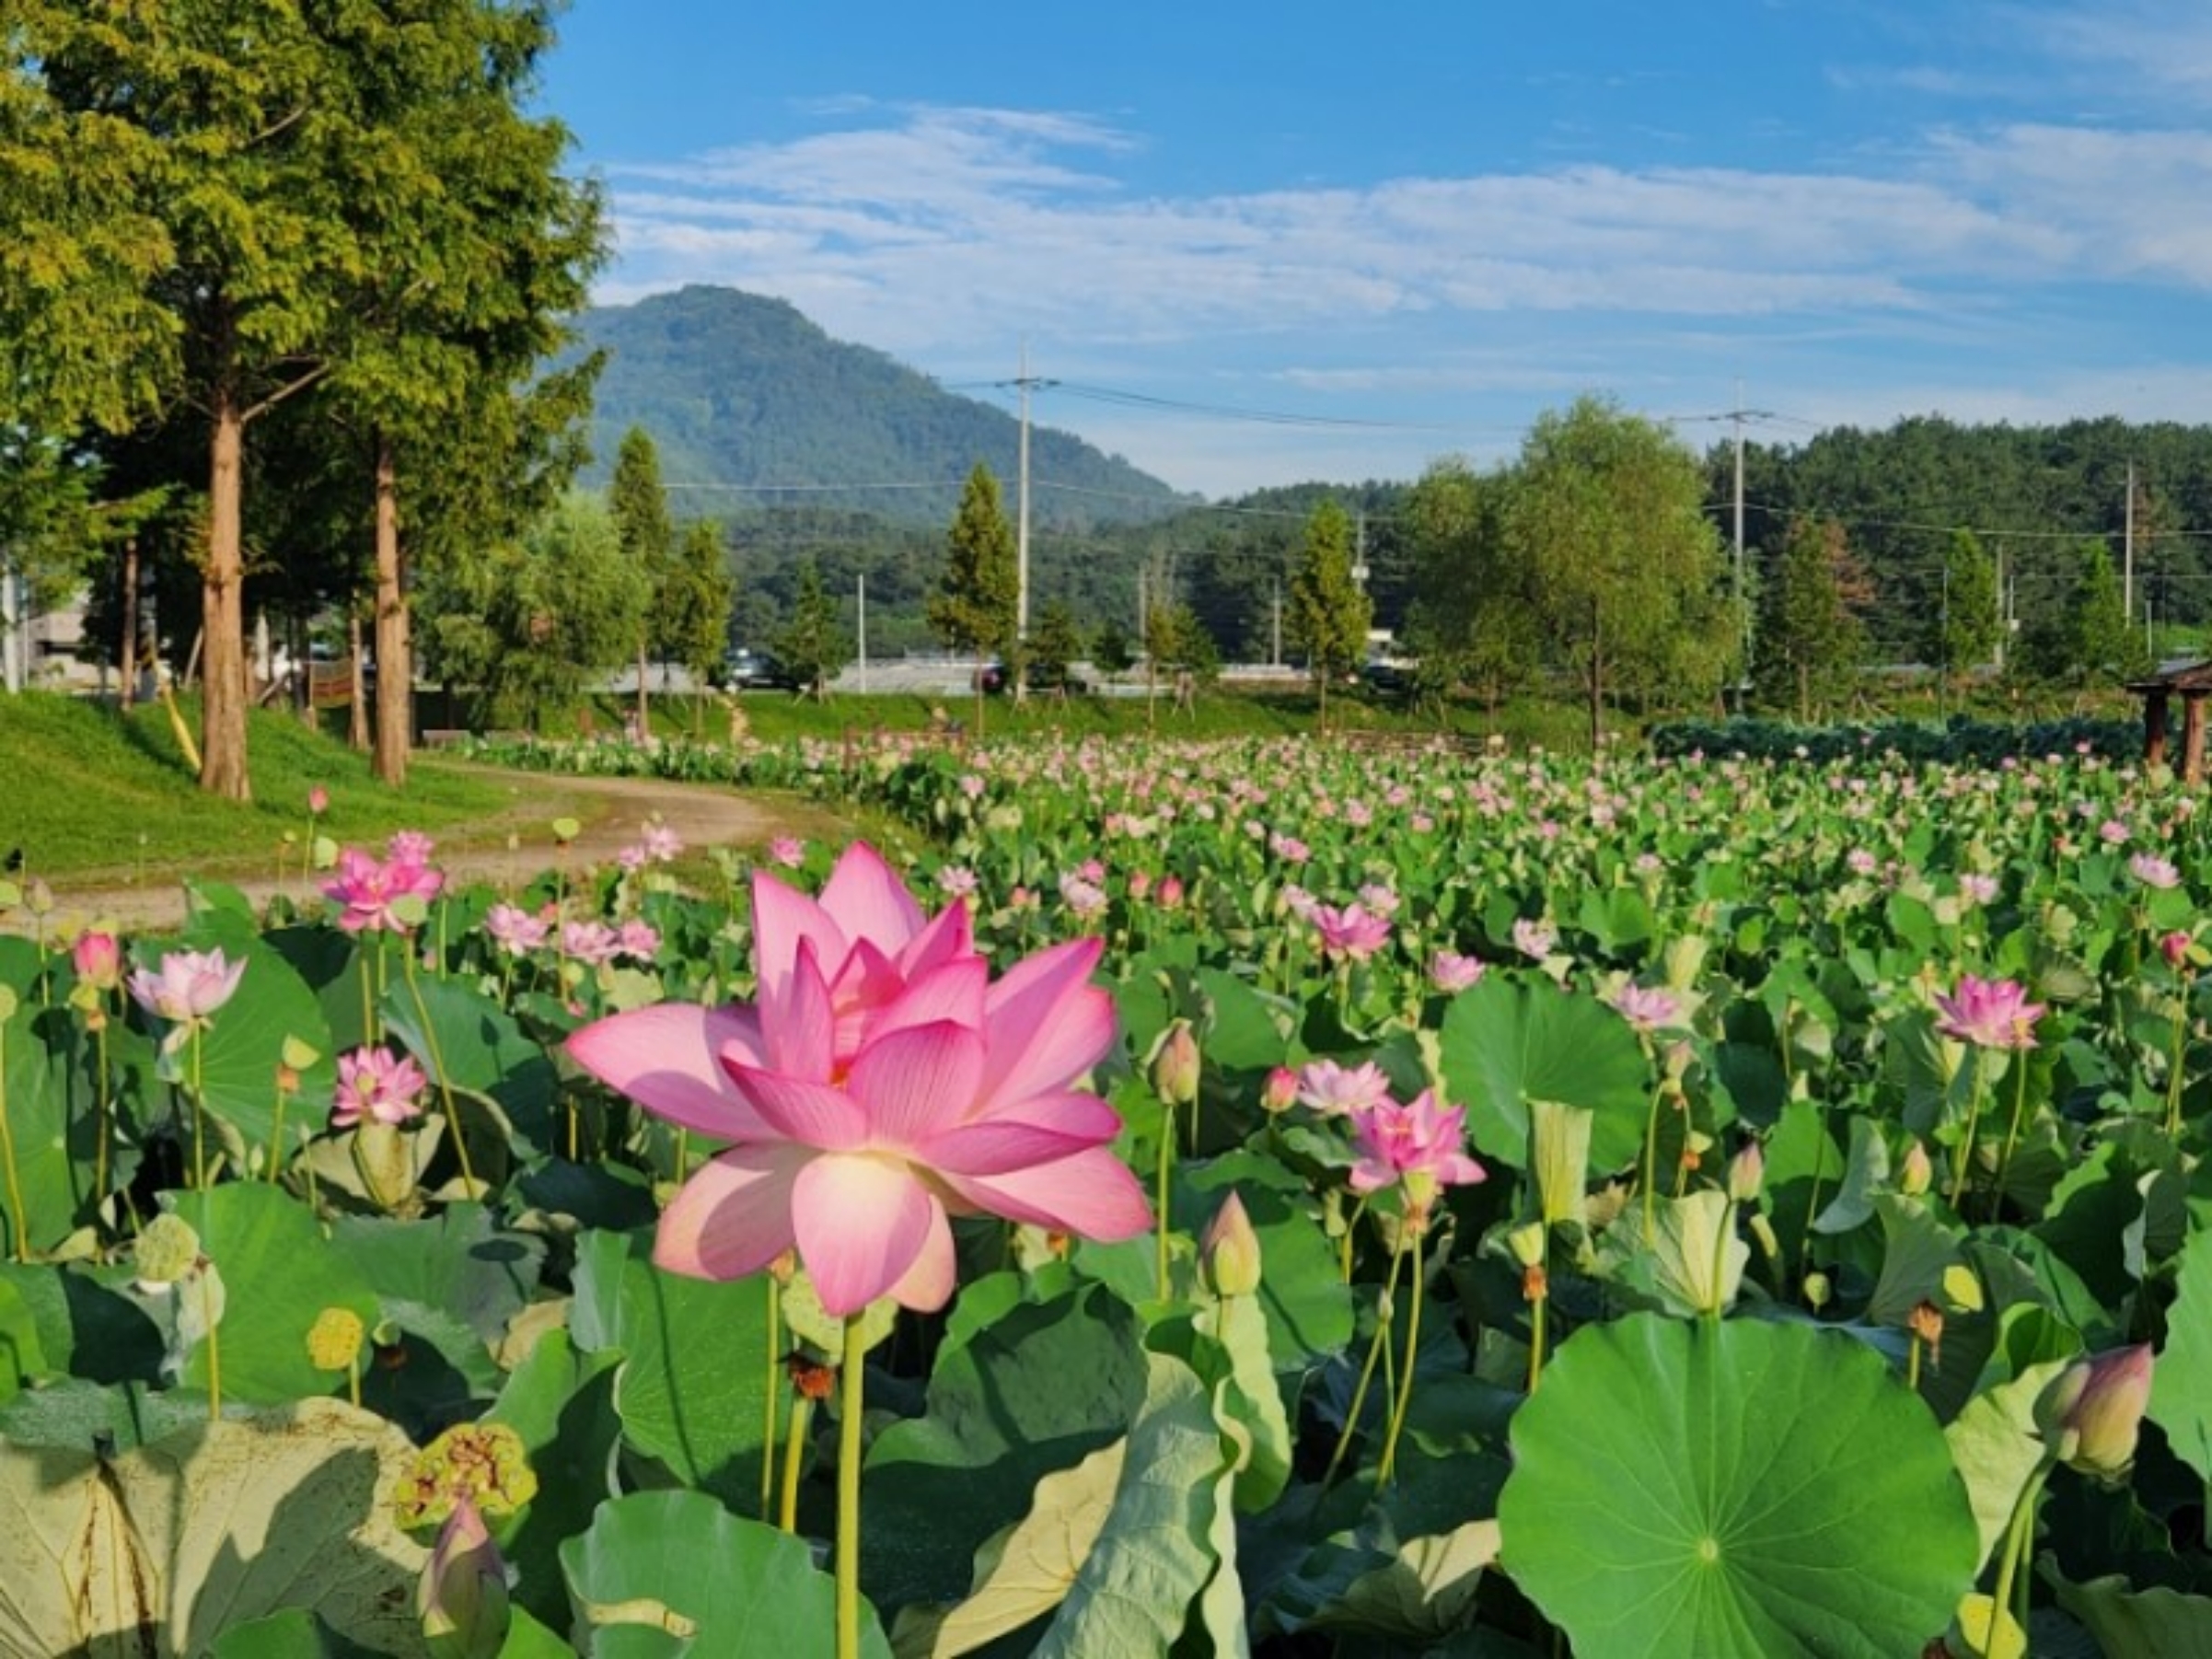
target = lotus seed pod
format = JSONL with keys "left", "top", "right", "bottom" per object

{"left": 1200, "top": 1191, "right": 1263, "bottom": 1298}
{"left": 396, "top": 1421, "right": 539, "bottom": 1535}
{"left": 307, "top": 1306, "right": 367, "bottom": 1373}
{"left": 134, "top": 1212, "right": 203, "bottom": 1292}
{"left": 1802, "top": 1270, "right": 1832, "bottom": 1312}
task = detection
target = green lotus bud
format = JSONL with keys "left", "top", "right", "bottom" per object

{"left": 420, "top": 1498, "right": 511, "bottom": 1659}
{"left": 134, "top": 1212, "right": 203, "bottom": 1293}
{"left": 1802, "top": 1270, "right": 1832, "bottom": 1312}
{"left": 1151, "top": 1021, "right": 1200, "bottom": 1108}
{"left": 2039, "top": 1346, "right": 2154, "bottom": 1480}
{"left": 1898, "top": 1137, "right": 1933, "bottom": 1197}
{"left": 1200, "top": 1192, "right": 1263, "bottom": 1297}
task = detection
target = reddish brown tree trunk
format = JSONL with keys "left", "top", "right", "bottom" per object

{"left": 372, "top": 435, "right": 411, "bottom": 787}
{"left": 117, "top": 536, "right": 139, "bottom": 711}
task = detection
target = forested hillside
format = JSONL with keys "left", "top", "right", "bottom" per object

{"left": 575, "top": 286, "right": 1191, "bottom": 530}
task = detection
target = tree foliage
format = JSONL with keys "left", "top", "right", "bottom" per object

{"left": 1286, "top": 499, "right": 1371, "bottom": 726}
{"left": 458, "top": 493, "right": 643, "bottom": 729}
{"left": 2016, "top": 539, "right": 2147, "bottom": 688}
{"left": 1757, "top": 516, "right": 1872, "bottom": 720}
{"left": 1400, "top": 458, "right": 1537, "bottom": 714}
{"left": 1928, "top": 528, "right": 2002, "bottom": 683}
{"left": 929, "top": 463, "right": 1018, "bottom": 732}
{"left": 666, "top": 519, "right": 735, "bottom": 719}
{"left": 773, "top": 559, "right": 849, "bottom": 701}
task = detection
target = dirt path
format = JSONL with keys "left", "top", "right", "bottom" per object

{"left": 25, "top": 770, "right": 849, "bottom": 935}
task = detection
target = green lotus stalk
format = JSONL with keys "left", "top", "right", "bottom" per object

{"left": 1797, "top": 1092, "right": 1836, "bottom": 1290}
{"left": 1945, "top": 1052, "right": 1988, "bottom": 1213}
{"left": 1322, "top": 1242, "right": 1406, "bottom": 1487}
{"left": 92, "top": 1015, "right": 112, "bottom": 1205}
{"left": 190, "top": 1025, "right": 210, "bottom": 1191}
{"left": 1376, "top": 1228, "right": 1425, "bottom": 1485}
{"left": 400, "top": 949, "right": 479, "bottom": 1196}
{"left": 1510, "top": 1224, "right": 1549, "bottom": 1393}
{"left": 1992, "top": 1048, "right": 2035, "bottom": 1221}
{"left": 779, "top": 1391, "right": 812, "bottom": 1534}
{"left": 1154, "top": 1109, "right": 1176, "bottom": 1301}
{"left": 1987, "top": 1460, "right": 2051, "bottom": 1652}
{"left": 761, "top": 1275, "right": 782, "bottom": 1523}
{"left": 0, "top": 1007, "right": 24, "bottom": 1264}
{"left": 836, "top": 1315, "right": 865, "bottom": 1659}
{"left": 2164, "top": 995, "right": 2189, "bottom": 1142}
{"left": 1640, "top": 1081, "right": 1668, "bottom": 1244}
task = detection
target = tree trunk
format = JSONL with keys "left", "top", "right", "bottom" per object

{"left": 199, "top": 388, "right": 251, "bottom": 800}
{"left": 117, "top": 536, "right": 139, "bottom": 711}
{"left": 372, "top": 435, "right": 411, "bottom": 787}
{"left": 636, "top": 637, "right": 650, "bottom": 741}
{"left": 348, "top": 610, "right": 370, "bottom": 752}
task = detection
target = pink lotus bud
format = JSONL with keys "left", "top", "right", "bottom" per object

{"left": 72, "top": 931, "right": 122, "bottom": 992}
{"left": 2041, "top": 1346, "right": 2154, "bottom": 1479}
{"left": 1727, "top": 1141, "right": 1765, "bottom": 1203}
{"left": 1260, "top": 1065, "right": 1299, "bottom": 1115}
{"left": 419, "top": 1497, "right": 510, "bottom": 1656}
{"left": 1200, "top": 1192, "right": 1262, "bottom": 1297}
{"left": 308, "top": 785, "right": 330, "bottom": 815}
{"left": 2161, "top": 931, "right": 2193, "bottom": 970}
{"left": 1157, "top": 874, "right": 1186, "bottom": 910}
{"left": 1151, "top": 1021, "right": 1200, "bottom": 1108}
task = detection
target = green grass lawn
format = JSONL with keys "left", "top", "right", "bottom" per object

{"left": 0, "top": 693, "right": 517, "bottom": 880}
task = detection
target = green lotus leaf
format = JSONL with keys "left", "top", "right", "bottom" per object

{"left": 0, "top": 1396, "right": 426, "bottom": 1657}
{"left": 559, "top": 1489, "right": 890, "bottom": 1657}
{"left": 2149, "top": 1229, "right": 2212, "bottom": 1484}
{"left": 1437, "top": 975, "right": 1650, "bottom": 1171}
{"left": 379, "top": 974, "right": 558, "bottom": 1161}
{"left": 156, "top": 932, "right": 338, "bottom": 1170}
{"left": 2048, "top": 1566, "right": 2212, "bottom": 1659}
{"left": 1499, "top": 1313, "right": 1979, "bottom": 1659}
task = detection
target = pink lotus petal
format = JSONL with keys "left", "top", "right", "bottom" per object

{"left": 793, "top": 1154, "right": 942, "bottom": 1315}
{"left": 897, "top": 898, "right": 974, "bottom": 981}
{"left": 885, "top": 1201, "right": 957, "bottom": 1312}
{"left": 977, "top": 938, "right": 1115, "bottom": 1108}
{"left": 958, "top": 1089, "right": 1126, "bottom": 1146}
{"left": 940, "top": 1148, "right": 1152, "bottom": 1239}
{"left": 761, "top": 940, "right": 839, "bottom": 1083}
{"left": 920, "top": 1115, "right": 1120, "bottom": 1178}
{"left": 568, "top": 1004, "right": 770, "bottom": 1140}
{"left": 655, "top": 1143, "right": 808, "bottom": 1281}
{"left": 721, "top": 1062, "right": 872, "bottom": 1151}
{"left": 819, "top": 841, "right": 927, "bottom": 958}
{"left": 846, "top": 1021, "right": 988, "bottom": 1147}
{"left": 749, "top": 871, "right": 848, "bottom": 1008}
{"left": 871, "top": 956, "right": 989, "bottom": 1047}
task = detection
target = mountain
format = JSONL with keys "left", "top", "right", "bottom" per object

{"left": 574, "top": 285, "right": 1193, "bottom": 528}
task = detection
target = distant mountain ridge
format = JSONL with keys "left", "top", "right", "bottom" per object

{"left": 574, "top": 285, "right": 1193, "bottom": 528}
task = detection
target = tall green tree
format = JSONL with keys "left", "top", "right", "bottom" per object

{"left": 1400, "top": 458, "right": 1537, "bottom": 719}
{"left": 475, "top": 493, "right": 643, "bottom": 731}
{"left": 928, "top": 463, "right": 1019, "bottom": 733}
{"left": 609, "top": 426, "right": 676, "bottom": 732}
{"left": 1287, "top": 499, "right": 1372, "bottom": 729}
{"left": 2017, "top": 539, "right": 2144, "bottom": 688}
{"left": 1027, "top": 599, "right": 1088, "bottom": 694}
{"left": 773, "top": 559, "right": 848, "bottom": 701}
{"left": 667, "top": 519, "right": 735, "bottom": 729}
{"left": 1757, "top": 516, "right": 1871, "bottom": 720}
{"left": 1928, "top": 528, "right": 2002, "bottom": 689}
{"left": 1509, "top": 396, "right": 1731, "bottom": 748}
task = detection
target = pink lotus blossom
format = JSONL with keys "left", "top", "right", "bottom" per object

{"left": 1934, "top": 974, "right": 2045, "bottom": 1050}
{"left": 1312, "top": 903, "right": 1393, "bottom": 962}
{"left": 1058, "top": 873, "right": 1107, "bottom": 920}
{"left": 307, "top": 785, "right": 330, "bottom": 815}
{"left": 483, "top": 904, "right": 550, "bottom": 956}
{"left": 768, "top": 836, "right": 805, "bottom": 868}
{"left": 1429, "top": 950, "right": 1486, "bottom": 993}
{"left": 1346, "top": 1090, "right": 1487, "bottom": 1223}
{"left": 562, "top": 921, "right": 623, "bottom": 966}
{"left": 2128, "top": 853, "right": 2181, "bottom": 890}
{"left": 936, "top": 865, "right": 979, "bottom": 898}
{"left": 2161, "top": 930, "right": 2195, "bottom": 970}
{"left": 324, "top": 847, "right": 445, "bottom": 934}
{"left": 72, "top": 931, "right": 122, "bottom": 992}
{"left": 616, "top": 920, "right": 662, "bottom": 963}
{"left": 127, "top": 947, "right": 246, "bottom": 1029}
{"left": 640, "top": 822, "right": 684, "bottom": 864}
{"left": 1511, "top": 918, "right": 1556, "bottom": 960}
{"left": 1959, "top": 873, "right": 1999, "bottom": 906}
{"left": 388, "top": 830, "right": 437, "bottom": 864}
{"left": 1608, "top": 982, "right": 1682, "bottom": 1033}
{"left": 1156, "top": 874, "right": 1186, "bottom": 910}
{"left": 1296, "top": 1057, "right": 1395, "bottom": 1118}
{"left": 330, "top": 1045, "right": 429, "bottom": 1130}
{"left": 568, "top": 841, "right": 1150, "bottom": 1315}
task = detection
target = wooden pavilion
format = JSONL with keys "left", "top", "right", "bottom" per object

{"left": 2125, "top": 660, "right": 2212, "bottom": 783}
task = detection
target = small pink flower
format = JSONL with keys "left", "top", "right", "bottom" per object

{"left": 641, "top": 822, "right": 684, "bottom": 864}
{"left": 2160, "top": 930, "right": 2194, "bottom": 970}
{"left": 1608, "top": 982, "right": 1682, "bottom": 1034}
{"left": 1157, "top": 875, "right": 1185, "bottom": 910}
{"left": 937, "top": 866, "right": 979, "bottom": 898}
{"left": 1347, "top": 1090, "right": 1487, "bottom": 1224}
{"left": 2128, "top": 853, "right": 2181, "bottom": 890}
{"left": 1511, "top": 918, "right": 1555, "bottom": 960}
{"left": 768, "top": 836, "right": 805, "bottom": 868}
{"left": 562, "top": 921, "right": 623, "bottom": 966}
{"left": 616, "top": 844, "right": 649, "bottom": 874}
{"left": 1295, "top": 1058, "right": 1394, "bottom": 1118}
{"left": 1934, "top": 974, "right": 2045, "bottom": 1050}
{"left": 1312, "top": 903, "right": 1393, "bottom": 962}
{"left": 73, "top": 931, "right": 123, "bottom": 992}
{"left": 616, "top": 920, "right": 662, "bottom": 963}
{"left": 307, "top": 785, "right": 330, "bottom": 815}
{"left": 388, "top": 830, "right": 437, "bottom": 864}
{"left": 1260, "top": 1065, "right": 1300, "bottom": 1114}
{"left": 330, "top": 1045, "right": 428, "bottom": 1130}
{"left": 127, "top": 947, "right": 246, "bottom": 1028}
{"left": 324, "top": 848, "right": 445, "bottom": 934}
{"left": 1058, "top": 873, "right": 1107, "bottom": 920}
{"left": 1429, "top": 950, "right": 1486, "bottom": 993}
{"left": 2098, "top": 818, "right": 2129, "bottom": 846}
{"left": 483, "top": 904, "right": 550, "bottom": 956}
{"left": 1959, "top": 873, "right": 1998, "bottom": 906}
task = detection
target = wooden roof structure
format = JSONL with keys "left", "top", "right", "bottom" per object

{"left": 2124, "top": 660, "right": 2212, "bottom": 782}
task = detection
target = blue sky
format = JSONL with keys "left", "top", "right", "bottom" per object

{"left": 538, "top": 1, "right": 2212, "bottom": 498}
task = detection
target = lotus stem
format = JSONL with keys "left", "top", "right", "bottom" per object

{"left": 1946, "top": 1058, "right": 1987, "bottom": 1212}
{"left": 1798, "top": 1092, "right": 1835, "bottom": 1290}
{"left": 1641, "top": 1082, "right": 1666, "bottom": 1244}
{"left": 1323, "top": 1238, "right": 1405, "bottom": 1487}
{"left": 0, "top": 1023, "right": 24, "bottom": 1263}
{"left": 190, "top": 1027, "right": 209, "bottom": 1191}
{"left": 761, "top": 1277, "right": 782, "bottom": 1523}
{"left": 836, "top": 1314, "right": 865, "bottom": 1659}
{"left": 401, "top": 950, "right": 478, "bottom": 1196}
{"left": 92, "top": 1016, "right": 113, "bottom": 1208}
{"left": 2164, "top": 993, "right": 2190, "bottom": 1142}
{"left": 1993, "top": 1049, "right": 2034, "bottom": 1221}
{"left": 779, "top": 1392, "right": 812, "bottom": 1534}
{"left": 1988, "top": 1461, "right": 2051, "bottom": 1651}
{"left": 1155, "top": 1109, "right": 1175, "bottom": 1300}
{"left": 1376, "top": 1228, "right": 1425, "bottom": 1485}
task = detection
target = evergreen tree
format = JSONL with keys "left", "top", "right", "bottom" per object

{"left": 774, "top": 559, "right": 849, "bottom": 700}
{"left": 1092, "top": 617, "right": 1137, "bottom": 677}
{"left": 609, "top": 426, "right": 676, "bottom": 731}
{"left": 1028, "top": 599, "right": 1088, "bottom": 693}
{"left": 2018, "top": 539, "right": 2143, "bottom": 687}
{"left": 928, "top": 463, "right": 1019, "bottom": 733}
{"left": 667, "top": 519, "right": 735, "bottom": 729}
{"left": 1287, "top": 499, "right": 1372, "bottom": 729}
{"left": 1757, "top": 516, "right": 1870, "bottom": 720}
{"left": 478, "top": 493, "right": 644, "bottom": 731}
{"left": 1928, "top": 528, "right": 2002, "bottom": 687}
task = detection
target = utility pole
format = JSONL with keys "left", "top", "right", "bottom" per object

{"left": 1003, "top": 344, "right": 1058, "bottom": 649}
{"left": 1272, "top": 580, "right": 1282, "bottom": 667}
{"left": 2124, "top": 459, "right": 2137, "bottom": 625}
{"left": 856, "top": 573, "right": 868, "bottom": 693}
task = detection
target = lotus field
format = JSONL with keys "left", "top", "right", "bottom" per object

{"left": 4, "top": 733, "right": 2212, "bottom": 1658}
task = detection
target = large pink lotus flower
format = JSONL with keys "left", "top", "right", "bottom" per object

{"left": 330, "top": 1045, "right": 430, "bottom": 1130}
{"left": 1933, "top": 973, "right": 2046, "bottom": 1050}
{"left": 127, "top": 947, "right": 246, "bottom": 1028}
{"left": 1347, "top": 1090, "right": 1487, "bottom": 1224}
{"left": 568, "top": 841, "right": 1151, "bottom": 1317}
{"left": 324, "top": 847, "right": 445, "bottom": 934}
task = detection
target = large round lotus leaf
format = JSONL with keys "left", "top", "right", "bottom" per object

{"left": 1499, "top": 1313, "right": 1979, "bottom": 1659}
{"left": 1437, "top": 975, "right": 1650, "bottom": 1171}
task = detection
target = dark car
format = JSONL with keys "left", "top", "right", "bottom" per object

{"left": 715, "top": 648, "right": 802, "bottom": 691}
{"left": 980, "top": 659, "right": 1089, "bottom": 695}
{"left": 1361, "top": 657, "right": 1416, "bottom": 701}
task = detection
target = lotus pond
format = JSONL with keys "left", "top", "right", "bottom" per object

{"left": 0, "top": 733, "right": 2207, "bottom": 1658}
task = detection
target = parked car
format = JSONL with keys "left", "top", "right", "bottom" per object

{"left": 714, "top": 648, "right": 802, "bottom": 691}
{"left": 980, "top": 658, "right": 1090, "bottom": 695}
{"left": 1361, "top": 656, "right": 1417, "bottom": 701}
